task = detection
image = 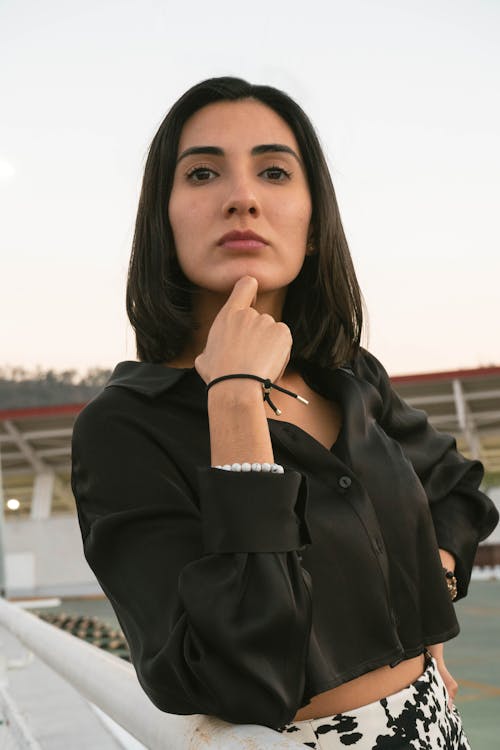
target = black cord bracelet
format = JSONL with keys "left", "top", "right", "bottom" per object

{"left": 206, "top": 373, "right": 309, "bottom": 416}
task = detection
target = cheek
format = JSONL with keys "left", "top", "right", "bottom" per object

{"left": 276, "top": 191, "right": 312, "bottom": 238}
{"left": 169, "top": 187, "right": 191, "bottom": 226}
{"left": 168, "top": 195, "right": 216, "bottom": 282}
{"left": 168, "top": 193, "right": 204, "bottom": 246}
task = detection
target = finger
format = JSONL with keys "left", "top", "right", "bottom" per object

{"left": 222, "top": 275, "right": 259, "bottom": 311}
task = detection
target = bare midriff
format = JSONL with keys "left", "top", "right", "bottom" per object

{"left": 293, "top": 653, "right": 426, "bottom": 720}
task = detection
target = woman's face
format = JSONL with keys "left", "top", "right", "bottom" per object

{"left": 168, "top": 98, "right": 313, "bottom": 298}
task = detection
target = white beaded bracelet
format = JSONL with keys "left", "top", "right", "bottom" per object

{"left": 214, "top": 462, "right": 284, "bottom": 473}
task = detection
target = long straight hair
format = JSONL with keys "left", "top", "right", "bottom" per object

{"left": 126, "top": 77, "right": 365, "bottom": 369}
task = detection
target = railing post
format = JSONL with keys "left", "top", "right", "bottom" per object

{"left": 0, "top": 442, "right": 7, "bottom": 597}
{"left": 0, "top": 598, "right": 306, "bottom": 749}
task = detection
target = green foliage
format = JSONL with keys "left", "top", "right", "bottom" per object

{"left": 483, "top": 472, "right": 500, "bottom": 492}
{"left": 0, "top": 366, "right": 113, "bottom": 408}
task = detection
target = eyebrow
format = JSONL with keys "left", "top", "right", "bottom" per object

{"left": 176, "top": 143, "right": 302, "bottom": 165}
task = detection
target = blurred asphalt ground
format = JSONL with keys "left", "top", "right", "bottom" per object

{"left": 445, "top": 580, "right": 500, "bottom": 748}
{"left": 37, "top": 580, "right": 500, "bottom": 749}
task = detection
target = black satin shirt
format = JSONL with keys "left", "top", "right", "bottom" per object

{"left": 70, "top": 347, "right": 498, "bottom": 730}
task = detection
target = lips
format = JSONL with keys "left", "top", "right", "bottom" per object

{"left": 217, "top": 229, "right": 268, "bottom": 246}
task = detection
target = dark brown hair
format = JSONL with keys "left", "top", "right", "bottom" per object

{"left": 126, "top": 76, "right": 365, "bottom": 369}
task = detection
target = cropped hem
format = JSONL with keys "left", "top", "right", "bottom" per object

{"left": 421, "top": 621, "right": 461, "bottom": 645}
{"left": 300, "top": 629, "right": 460, "bottom": 708}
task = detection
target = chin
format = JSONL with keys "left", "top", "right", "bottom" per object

{"left": 187, "top": 261, "right": 299, "bottom": 296}
{"left": 222, "top": 271, "right": 286, "bottom": 293}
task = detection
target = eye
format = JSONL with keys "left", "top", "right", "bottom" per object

{"left": 185, "top": 165, "right": 218, "bottom": 183}
{"left": 260, "top": 165, "right": 293, "bottom": 182}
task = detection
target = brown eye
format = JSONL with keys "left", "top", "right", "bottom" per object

{"left": 186, "top": 166, "right": 218, "bottom": 183}
{"left": 260, "top": 166, "right": 293, "bottom": 181}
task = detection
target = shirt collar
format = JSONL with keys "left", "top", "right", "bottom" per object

{"left": 104, "top": 359, "right": 355, "bottom": 399}
{"left": 105, "top": 360, "right": 195, "bottom": 397}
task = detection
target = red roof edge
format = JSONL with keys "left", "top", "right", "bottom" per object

{"left": 0, "top": 403, "right": 87, "bottom": 420}
{"left": 391, "top": 365, "right": 500, "bottom": 383}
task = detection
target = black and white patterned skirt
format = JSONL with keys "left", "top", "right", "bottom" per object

{"left": 277, "top": 650, "right": 471, "bottom": 749}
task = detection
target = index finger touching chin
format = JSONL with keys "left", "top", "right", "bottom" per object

{"left": 223, "top": 275, "right": 259, "bottom": 311}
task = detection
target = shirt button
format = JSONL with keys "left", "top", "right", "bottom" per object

{"left": 338, "top": 475, "right": 352, "bottom": 489}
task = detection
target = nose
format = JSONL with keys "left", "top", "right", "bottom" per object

{"left": 222, "top": 176, "right": 260, "bottom": 218}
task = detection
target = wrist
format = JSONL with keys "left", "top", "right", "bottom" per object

{"left": 427, "top": 643, "right": 444, "bottom": 661}
{"left": 207, "top": 378, "right": 264, "bottom": 408}
{"left": 438, "top": 548, "right": 455, "bottom": 572}
{"left": 443, "top": 568, "right": 458, "bottom": 601}
{"left": 438, "top": 548, "right": 458, "bottom": 600}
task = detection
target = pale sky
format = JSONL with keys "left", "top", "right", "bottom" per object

{"left": 1, "top": 0, "right": 499, "bottom": 378}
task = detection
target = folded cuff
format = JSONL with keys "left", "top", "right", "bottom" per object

{"left": 195, "top": 467, "right": 311, "bottom": 554}
{"left": 430, "top": 490, "right": 484, "bottom": 600}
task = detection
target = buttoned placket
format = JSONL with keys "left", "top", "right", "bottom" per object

{"left": 267, "top": 366, "right": 405, "bottom": 658}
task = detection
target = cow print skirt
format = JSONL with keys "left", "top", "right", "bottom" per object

{"left": 276, "top": 650, "right": 471, "bottom": 749}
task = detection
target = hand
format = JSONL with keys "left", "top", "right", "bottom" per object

{"left": 427, "top": 643, "right": 458, "bottom": 709}
{"left": 438, "top": 548, "right": 456, "bottom": 573}
{"left": 195, "top": 275, "right": 293, "bottom": 387}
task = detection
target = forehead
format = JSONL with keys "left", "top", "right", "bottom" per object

{"left": 177, "top": 99, "right": 300, "bottom": 154}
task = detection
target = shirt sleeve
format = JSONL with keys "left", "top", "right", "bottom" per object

{"left": 70, "top": 395, "right": 313, "bottom": 730}
{"left": 354, "top": 347, "right": 499, "bottom": 600}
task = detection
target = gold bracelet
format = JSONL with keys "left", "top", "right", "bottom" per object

{"left": 443, "top": 568, "right": 458, "bottom": 601}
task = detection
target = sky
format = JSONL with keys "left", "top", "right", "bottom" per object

{"left": 1, "top": 0, "right": 499, "bottom": 378}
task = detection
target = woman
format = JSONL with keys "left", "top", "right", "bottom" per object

{"left": 71, "top": 77, "right": 498, "bottom": 749}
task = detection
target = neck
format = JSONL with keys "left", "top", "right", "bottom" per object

{"left": 171, "top": 285, "right": 288, "bottom": 367}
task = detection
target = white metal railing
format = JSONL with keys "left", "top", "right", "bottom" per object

{"left": 0, "top": 597, "right": 305, "bottom": 749}
{"left": 0, "top": 685, "right": 42, "bottom": 749}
